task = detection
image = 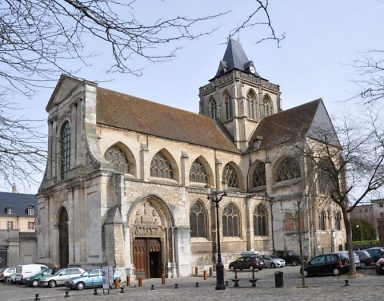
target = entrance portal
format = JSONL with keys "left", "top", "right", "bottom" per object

{"left": 58, "top": 208, "right": 69, "bottom": 268}
{"left": 133, "top": 238, "right": 162, "bottom": 279}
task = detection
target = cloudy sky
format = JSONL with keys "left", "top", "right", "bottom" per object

{"left": 3, "top": 0, "right": 384, "bottom": 193}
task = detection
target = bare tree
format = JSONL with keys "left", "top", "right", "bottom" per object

{"left": 297, "top": 113, "right": 384, "bottom": 276}
{"left": 0, "top": 98, "right": 46, "bottom": 188}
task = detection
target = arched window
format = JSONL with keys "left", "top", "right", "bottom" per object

{"left": 252, "top": 162, "right": 266, "bottom": 187}
{"left": 284, "top": 213, "right": 295, "bottom": 231}
{"left": 189, "top": 159, "right": 208, "bottom": 184}
{"left": 105, "top": 145, "right": 130, "bottom": 174}
{"left": 209, "top": 98, "right": 217, "bottom": 119}
{"left": 319, "top": 211, "right": 326, "bottom": 230}
{"left": 60, "top": 121, "right": 71, "bottom": 179}
{"left": 223, "top": 163, "right": 240, "bottom": 188}
{"left": 247, "top": 91, "right": 257, "bottom": 119}
{"left": 254, "top": 204, "right": 268, "bottom": 236}
{"left": 150, "top": 152, "right": 173, "bottom": 179}
{"left": 335, "top": 212, "right": 342, "bottom": 230}
{"left": 190, "top": 202, "right": 207, "bottom": 238}
{"left": 263, "top": 95, "right": 273, "bottom": 117}
{"left": 276, "top": 158, "right": 301, "bottom": 182}
{"left": 223, "top": 203, "right": 240, "bottom": 237}
{"left": 224, "top": 93, "right": 232, "bottom": 120}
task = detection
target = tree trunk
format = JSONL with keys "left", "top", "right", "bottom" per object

{"left": 343, "top": 208, "right": 357, "bottom": 276}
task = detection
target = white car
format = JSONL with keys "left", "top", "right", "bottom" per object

{"left": 333, "top": 251, "right": 361, "bottom": 269}
{"left": 0, "top": 267, "right": 16, "bottom": 282}
{"left": 39, "top": 267, "right": 85, "bottom": 288}
{"left": 260, "top": 255, "right": 286, "bottom": 268}
{"left": 6, "top": 273, "right": 17, "bottom": 283}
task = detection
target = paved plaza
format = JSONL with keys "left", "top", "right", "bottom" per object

{"left": 1, "top": 267, "right": 383, "bottom": 301}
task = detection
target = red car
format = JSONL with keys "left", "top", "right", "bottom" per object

{"left": 228, "top": 255, "right": 263, "bottom": 271}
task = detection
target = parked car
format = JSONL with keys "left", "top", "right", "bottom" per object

{"left": 0, "top": 267, "right": 16, "bottom": 282}
{"left": 7, "top": 273, "right": 17, "bottom": 283}
{"left": 274, "top": 250, "right": 307, "bottom": 266}
{"left": 375, "top": 257, "right": 384, "bottom": 274}
{"left": 15, "top": 264, "right": 49, "bottom": 284}
{"left": 332, "top": 251, "right": 361, "bottom": 269}
{"left": 228, "top": 255, "right": 262, "bottom": 271}
{"left": 25, "top": 268, "right": 52, "bottom": 287}
{"left": 259, "top": 255, "right": 286, "bottom": 268}
{"left": 355, "top": 250, "right": 372, "bottom": 268}
{"left": 256, "top": 255, "right": 266, "bottom": 270}
{"left": 65, "top": 268, "right": 120, "bottom": 290}
{"left": 364, "top": 247, "right": 384, "bottom": 262}
{"left": 39, "top": 267, "right": 85, "bottom": 288}
{"left": 301, "top": 253, "right": 349, "bottom": 277}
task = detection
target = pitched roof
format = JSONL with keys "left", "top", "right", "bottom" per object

{"left": 248, "top": 99, "right": 339, "bottom": 150}
{"left": 96, "top": 87, "right": 239, "bottom": 153}
{"left": 214, "top": 38, "right": 259, "bottom": 78}
{"left": 0, "top": 192, "right": 37, "bottom": 217}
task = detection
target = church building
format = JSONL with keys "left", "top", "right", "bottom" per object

{"left": 37, "top": 38, "right": 346, "bottom": 279}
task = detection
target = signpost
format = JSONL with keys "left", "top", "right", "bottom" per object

{"left": 102, "top": 266, "right": 114, "bottom": 294}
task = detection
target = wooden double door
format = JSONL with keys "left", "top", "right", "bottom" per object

{"left": 133, "top": 238, "right": 162, "bottom": 279}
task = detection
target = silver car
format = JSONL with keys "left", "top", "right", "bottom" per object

{"left": 260, "top": 255, "right": 286, "bottom": 268}
{"left": 39, "top": 267, "right": 85, "bottom": 288}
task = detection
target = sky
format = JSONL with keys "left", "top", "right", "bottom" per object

{"left": 3, "top": 0, "right": 384, "bottom": 193}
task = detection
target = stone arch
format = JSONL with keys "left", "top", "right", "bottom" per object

{"left": 127, "top": 195, "right": 175, "bottom": 279}
{"left": 263, "top": 94, "right": 273, "bottom": 117}
{"left": 273, "top": 156, "right": 301, "bottom": 183}
{"left": 150, "top": 148, "right": 180, "bottom": 182}
{"left": 104, "top": 142, "right": 137, "bottom": 176}
{"left": 248, "top": 160, "right": 266, "bottom": 188}
{"left": 247, "top": 89, "right": 257, "bottom": 119}
{"left": 190, "top": 199, "right": 209, "bottom": 238}
{"left": 189, "top": 155, "right": 214, "bottom": 186}
{"left": 222, "top": 161, "right": 243, "bottom": 189}
{"left": 57, "top": 206, "right": 69, "bottom": 268}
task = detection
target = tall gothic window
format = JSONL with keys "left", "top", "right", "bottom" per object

{"left": 209, "top": 98, "right": 217, "bottom": 119}
{"left": 150, "top": 152, "right": 173, "bottom": 179}
{"left": 247, "top": 91, "right": 257, "bottom": 119}
{"left": 263, "top": 95, "right": 273, "bottom": 117}
{"left": 319, "top": 211, "right": 326, "bottom": 230}
{"left": 253, "top": 204, "right": 268, "bottom": 236}
{"left": 252, "top": 162, "right": 266, "bottom": 187}
{"left": 223, "top": 163, "right": 240, "bottom": 188}
{"left": 276, "top": 157, "right": 301, "bottom": 182}
{"left": 190, "top": 202, "right": 207, "bottom": 238}
{"left": 60, "top": 121, "right": 71, "bottom": 179}
{"left": 335, "top": 212, "right": 342, "bottom": 230}
{"left": 189, "top": 159, "right": 208, "bottom": 184}
{"left": 105, "top": 145, "right": 130, "bottom": 174}
{"left": 224, "top": 93, "right": 232, "bottom": 120}
{"left": 223, "top": 203, "right": 240, "bottom": 237}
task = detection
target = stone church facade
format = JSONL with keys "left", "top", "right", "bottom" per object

{"left": 37, "top": 39, "right": 346, "bottom": 279}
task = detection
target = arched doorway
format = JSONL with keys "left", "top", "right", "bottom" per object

{"left": 58, "top": 207, "right": 69, "bottom": 268}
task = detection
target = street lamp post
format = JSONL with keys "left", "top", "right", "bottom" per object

{"left": 207, "top": 189, "right": 227, "bottom": 290}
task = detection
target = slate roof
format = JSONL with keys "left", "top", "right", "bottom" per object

{"left": 96, "top": 87, "right": 239, "bottom": 153}
{"left": 248, "top": 99, "right": 332, "bottom": 150}
{"left": 214, "top": 38, "right": 259, "bottom": 78}
{"left": 0, "top": 192, "right": 37, "bottom": 217}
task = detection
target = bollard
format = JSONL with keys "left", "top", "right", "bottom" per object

{"left": 126, "top": 276, "right": 131, "bottom": 286}
{"left": 195, "top": 282, "right": 199, "bottom": 287}
{"left": 174, "top": 283, "right": 179, "bottom": 289}
{"left": 161, "top": 273, "right": 166, "bottom": 285}
{"left": 120, "top": 286, "right": 125, "bottom": 293}
{"left": 138, "top": 277, "right": 143, "bottom": 288}
{"left": 209, "top": 267, "right": 213, "bottom": 277}
{"left": 65, "top": 290, "right": 70, "bottom": 298}
{"left": 195, "top": 266, "right": 198, "bottom": 276}
{"left": 345, "top": 280, "right": 350, "bottom": 286}
{"left": 114, "top": 278, "right": 121, "bottom": 289}
{"left": 275, "top": 271, "right": 283, "bottom": 288}
{"left": 203, "top": 270, "right": 207, "bottom": 280}
{"left": 234, "top": 270, "right": 238, "bottom": 279}
{"left": 34, "top": 294, "right": 40, "bottom": 301}
{"left": 93, "top": 288, "right": 98, "bottom": 295}
{"left": 151, "top": 284, "right": 155, "bottom": 290}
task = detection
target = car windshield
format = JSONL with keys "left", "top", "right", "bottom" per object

{"left": 269, "top": 255, "right": 279, "bottom": 259}
{"left": 80, "top": 270, "right": 91, "bottom": 277}
{"left": 54, "top": 269, "right": 65, "bottom": 276}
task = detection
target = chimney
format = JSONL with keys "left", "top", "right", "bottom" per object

{"left": 12, "top": 183, "right": 17, "bottom": 193}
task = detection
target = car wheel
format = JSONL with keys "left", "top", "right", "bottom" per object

{"left": 49, "top": 280, "right": 56, "bottom": 288}
{"left": 292, "top": 260, "right": 298, "bottom": 266}
{"left": 332, "top": 268, "right": 340, "bottom": 276}
{"left": 271, "top": 263, "right": 276, "bottom": 268}
{"left": 32, "top": 280, "right": 39, "bottom": 287}
{"left": 76, "top": 282, "right": 85, "bottom": 290}
{"left": 361, "top": 262, "right": 366, "bottom": 269}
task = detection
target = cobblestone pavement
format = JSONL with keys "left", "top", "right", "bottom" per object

{"left": 1, "top": 266, "right": 382, "bottom": 301}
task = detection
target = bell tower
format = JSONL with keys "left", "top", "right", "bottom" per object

{"left": 199, "top": 38, "right": 281, "bottom": 151}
